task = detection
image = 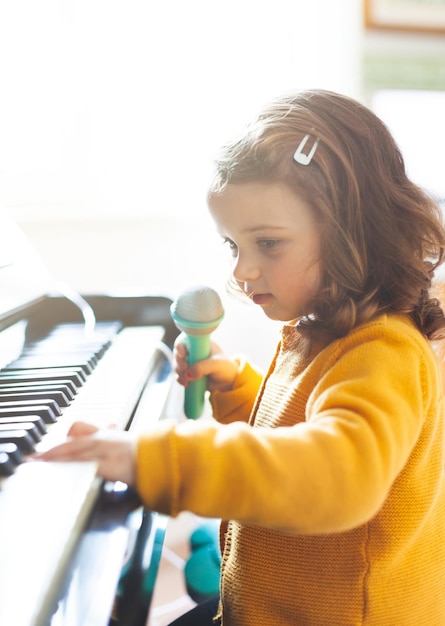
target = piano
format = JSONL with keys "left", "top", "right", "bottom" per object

{"left": 0, "top": 212, "right": 180, "bottom": 626}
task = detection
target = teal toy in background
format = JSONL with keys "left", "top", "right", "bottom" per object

{"left": 171, "top": 285, "right": 224, "bottom": 419}
{"left": 184, "top": 520, "right": 221, "bottom": 603}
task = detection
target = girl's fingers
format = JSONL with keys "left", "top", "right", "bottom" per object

{"left": 67, "top": 421, "right": 100, "bottom": 437}
{"left": 33, "top": 437, "right": 100, "bottom": 462}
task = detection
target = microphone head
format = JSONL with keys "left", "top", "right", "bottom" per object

{"left": 171, "top": 285, "right": 224, "bottom": 336}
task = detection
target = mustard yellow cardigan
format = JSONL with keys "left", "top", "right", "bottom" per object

{"left": 136, "top": 314, "right": 445, "bottom": 625}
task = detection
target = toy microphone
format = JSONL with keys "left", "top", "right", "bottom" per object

{"left": 171, "top": 285, "right": 224, "bottom": 419}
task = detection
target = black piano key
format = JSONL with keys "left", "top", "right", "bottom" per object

{"left": 41, "top": 324, "right": 118, "bottom": 346}
{"left": 19, "top": 350, "right": 98, "bottom": 366}
{"left": 0, "top": 375, "right": 79, "bottom": 400}
{"left": 0, "top": 415, "right": 47, "bottom": 436}
{"left": 0, "top": 442, "right": 23, "bottom": 466}
{"left": 0, "top": 321, "right": 123, "bottom": 464}
{"left": 0, "top": 404, "right": 59, "bottom": 424}
{"left": 24, "top": 345, "right": 106, "bottom": 364}
{"left": 0, "top": 451, "right": 16, "bottom": 477}
{"left": 0, "top": 368, "right": 86, "bottom": 387}
{"left": 0, "top": 390, "right": 71, "bottom": 408}
{"left": 46, "top": 321, "right": 122, "bottom": 347}
{"left": 0, "top": 428, "right": 37, "bottom": 452}
{"left": 5, "top": 358, "right": 94, "bottom": 376}
{"left": 0, "top": 399, "right": 62, "bottom": 416}
{"left": 17, "top": 348, "right": 100, "bottom": 366}
{"left": 0, "top": 381, "right": 76, "bottom": 400}
{"left": 25, "top": 339, "right": 104, "bottom": 353}
{"left": 0, "top": 422, "right": 42, "bottom": 444}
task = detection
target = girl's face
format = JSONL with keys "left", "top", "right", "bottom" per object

{"left": 208, "top": 181, "right": 322, "bottom": 322}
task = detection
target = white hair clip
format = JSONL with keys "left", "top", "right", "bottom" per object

{"left": 293, "top": 133, "right": 320, "bottom": 166}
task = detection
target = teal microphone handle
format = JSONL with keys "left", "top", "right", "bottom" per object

{"left": 184, "top": 334, "right": 211, "bottom": 419}
{"left": 170, "top": 286, "right": 224, "bottom": 420}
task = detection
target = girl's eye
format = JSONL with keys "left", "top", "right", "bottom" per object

{"left": 222, "top": 237, "right": 238, "bottom": 255}
{"left": 258, "top": 238, "right": 279, "bottom": 250}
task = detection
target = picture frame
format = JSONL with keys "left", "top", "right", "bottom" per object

{"left": 364, "top": 0, "right": 445, "bottom": 34}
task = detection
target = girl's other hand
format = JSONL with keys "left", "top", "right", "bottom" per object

{"left": 173, "top": 334, "right": 238, "bottom": 393}
{"left": 33, "top": 421, "right": 137, "bottom": 485}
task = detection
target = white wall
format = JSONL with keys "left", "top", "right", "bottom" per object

{"left": 0, "top": 0, "right": 362, "bottom": 367}
{"left": 0, "top": 0, "right": 363, "bottom": 221}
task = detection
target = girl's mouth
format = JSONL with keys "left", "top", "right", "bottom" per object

{"left": 252, "top": 293, "right": 272, "bottom": 305}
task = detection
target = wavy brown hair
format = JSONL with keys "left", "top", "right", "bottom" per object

{"left": 209, "top": 89, "right": 445, "bottom": 341}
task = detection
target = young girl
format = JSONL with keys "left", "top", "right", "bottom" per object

{"left": 37, "top": 90, "right": 445, "bottom": 625}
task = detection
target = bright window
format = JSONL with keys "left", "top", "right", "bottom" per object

{"left": 372, "top": 89, "right": 445, "bottom": 201}
{"left": 0, "top": 0, "right": 361, "bottom": 220}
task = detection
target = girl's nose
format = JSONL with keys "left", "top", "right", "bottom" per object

{"left": 232, "top": 253, "right": 261, "bottom": 283}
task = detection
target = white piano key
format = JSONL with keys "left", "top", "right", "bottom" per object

{"left": 0, "top": 325, "right": 170, "bottom": 626}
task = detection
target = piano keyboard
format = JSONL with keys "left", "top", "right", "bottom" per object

{"left": 0, "top": 321, "right": 170, "bottom": 626}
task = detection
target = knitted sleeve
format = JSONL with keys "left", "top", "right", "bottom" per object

{"left": 210, "top": 357, "right": 264, "bottom": 424}
{"left": 135, "top": 318, "right": 441, "bottom": 532}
